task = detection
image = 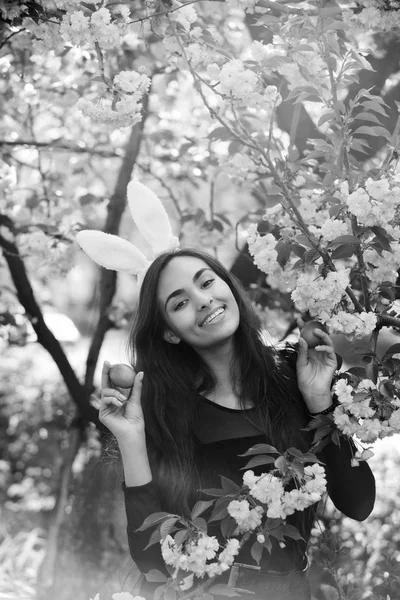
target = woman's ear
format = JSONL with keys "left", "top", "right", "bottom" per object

{"left": 163, "top": 330, "right": 181, "bottom": 344}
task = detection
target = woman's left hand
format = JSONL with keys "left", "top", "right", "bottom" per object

{"left": 296, "top": 320, "right": 337, "bottom": 413}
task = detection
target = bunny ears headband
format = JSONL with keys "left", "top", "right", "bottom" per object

{"left": 75, "top": 180, "right": 180, "bottom": 282}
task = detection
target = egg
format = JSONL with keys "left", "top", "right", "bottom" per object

{"left": 109, "top": 364, "right": 135, "bottom": 388}
{"left": 300, "top": 320, "right": 327, "bottom": 349}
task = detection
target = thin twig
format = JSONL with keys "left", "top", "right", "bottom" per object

{"left": 0, "top": 140, "right": 120, "bottom": 157}
{"left": 0, "top": 28, "right": 26, "bottom": 51}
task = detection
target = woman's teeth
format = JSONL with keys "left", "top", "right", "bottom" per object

{"left": 201, "top": 307, "right": 225, "bottom": 327}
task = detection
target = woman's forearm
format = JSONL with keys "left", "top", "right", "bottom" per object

{"left": 118, "top": 436, "right": 152, "bottom": 487}
{"left": 318, "top": 437, "right": 376, "bottom": 521}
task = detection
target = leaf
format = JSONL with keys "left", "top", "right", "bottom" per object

{"left": 209, "top": 497, "right": 231, "bottom": 522}
{"left": 165, "top": 587, "right": 177, "bottom": 600}
{"left": 291, "top": 243, "right": 306, "bottom": 258}
{"left": 325, "top": 20, "right": 350, "bottom": 30}
{"left": 353, "top": 125, "right": 391, "bottom": 140}
{"left": 193, "top": 517, "right": 208, "bottom": 533}
{"left": 214, "top": 212, "right": 232, "bottom": 227}
{"left": 253, "top": 14, "right": 280, "bottom": 25}
{"left": 347, "top": 366, "right": 366, "bottom": 378}
{"left": 331, "top": 244, "right": 356, "bottom": 260}
{"left": 136, "top": 512, "right": 172, "bottom": 531}
{"left": 303, "top": 248, "right": 321, "bottom": 264}
{"left": 383, "top": 344, "right": 400, "bottom": 360}
{"left": 263, "top": 535, "right": 273, "bottom": 553}
{"left": 154, "top": 585, "right": 168, "bottom": 600}
{"left": 173, "top": 529, "right": 188, "bottom": 547}
{"left": 209, "top": 584, "right": 241, "bottom": 597}
{"left": 191, "top": 500, "right": 215, "bottom": 520}
{"left": 240, "top": 455, "right": 276, "bottom": 470}
{"left": 143, "top": 527, "right": 162, "bottom": 551}
{"left": 250, "top": 541, "right": 264, "bottom": 565}
{"left": 275, "top": 239, "right": 291, "bottom": 269}
{"left": 320, "top": 6, "right": 343, "bottom": 17}
{"left": 208, "top": 127, "right": 235, "bottom": 141}
{"left": 238, "top": 443, "right": 279, "bottom": 457}
{"left": 280, "top": 524, "right": 305, "bottom": 541}
{"left": 220, "top": 476, "right": 240, "bottom": 494}
{"left": 269, "top": 528, "right": 285, "bottom": 541}
{"left": 145, "top": 569, "right": 168, "bottom": 583}
{"left": 160, "top": 517, "right": 180, "bottom": 539}
{"left": 365, "top": 360, "right": 378, "bottom": 384}
{"left": 328, "top": 235, "right": 360, "bottom": 246}
{"left": 286, "top": 447, "right": 305, "bottom": 459}
{"left": 361, "top": 100, "right": 388, "bottom": 117}
{"left": 201, "top": 487, "right": 228, "bottom": 497}
{"left": 349, "top": 141, "right": 371, "bottom": 155}
{"left": 80, "top": 1, "right": 97, "bottom": 10}
{"left": 318, "top": 111, "right": 336, "bottom": 127}
{"left": 352, "top": 112, "right": 383, "bottom": 125}
{"left": 221, "top": 515, "right": 237, "bottom": 539}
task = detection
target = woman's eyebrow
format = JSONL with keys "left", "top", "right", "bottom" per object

{"left": 164, "top": 268, "right": 212, "bottom": 309}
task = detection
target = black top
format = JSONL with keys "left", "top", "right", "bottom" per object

{"left": 122, "top": 393, "right": 376, "bottom": 591}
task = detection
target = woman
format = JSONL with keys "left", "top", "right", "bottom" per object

{"left": 100, "top": 248, "right": 376, "bottom": 600}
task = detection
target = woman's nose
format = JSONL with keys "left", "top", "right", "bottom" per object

{"left": 196, "top": 292, "right": 213, "bottom": 309}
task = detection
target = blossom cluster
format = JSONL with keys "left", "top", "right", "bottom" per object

{"left": 333, "top": 378, "right": 400, "bottom": 443}
{"left": 240, "top": 463, "right": 327, "bottom": 521}
{"left": 60, "top": 7, "right": 129, "bottom": 49}
{"left": 159, "top": 459, "right": 325, "bottom": 590}
{"left": 77, "top": 69, "right": 150, "bottom": 128}
{"left": 291, "top": 268, "right": 350, "bottom": 323}
{"left": 349, "top": 0, "right": 400, "bottom": 32}
{"left": 17, "top": 231, "right": 77, "bottom": 279}
{"left": 340, "top": 178, "right": 399, "bottom": 228}
{"left": 161, "top": 533, "right": 240, "bottom": 583}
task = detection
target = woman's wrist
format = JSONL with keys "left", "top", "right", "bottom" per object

{"left": 306, "top": 392, "right": 339, "bottom": 417}
{"left": 303, "top": 391, "right": 334, "bottom": 415}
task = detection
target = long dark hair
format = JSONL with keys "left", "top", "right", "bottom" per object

{"left": 126, "top": 248, "right": 315, "bottom": 534}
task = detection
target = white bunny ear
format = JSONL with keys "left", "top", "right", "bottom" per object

{"left": 127, "top": 180, "right": 179, "bottom": 256}
{"left": 76, "top": 230, "right": 150, "bottom": 275}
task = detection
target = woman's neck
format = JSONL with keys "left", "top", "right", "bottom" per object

{"left": 196, "top": 338, "right": 235, "bottom": 391}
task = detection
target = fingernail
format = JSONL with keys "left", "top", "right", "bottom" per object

{"left": 138, "top": 372, "right": 144, "bottom": 381}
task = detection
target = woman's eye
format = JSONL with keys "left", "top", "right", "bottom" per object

{"left": 202, "top": 279, "right": 214, "bottom": 287}
{"left": 174, "top": 300, "right": 186, "bottom": 311}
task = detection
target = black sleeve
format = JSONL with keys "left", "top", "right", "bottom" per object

{"left": 317, "top": 438, "right": 376, "bottom": 521}
{"left": 278, "top": 342, "right": 376, "bottom": 521}
{"left": 122, "top": 479, "right": 169, "bottom": 576}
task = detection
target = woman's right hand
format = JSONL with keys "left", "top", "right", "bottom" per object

{"left": 99, "top": 361, "right": 146, "bottom": 444}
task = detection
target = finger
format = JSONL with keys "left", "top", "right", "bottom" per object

{"left": 101, "top": 388, "right": 127, "bottom": 402}
{"left": 127, "top": 372, "right": 144, "bottom": 405}
{"left": 314, "top": 345, "right": 336, "bottom": 353}
{"left": 296, "top": 317, "right": 305, "bottom": 330}
{"left": 313, "top": 329, "right": 333, "bottom": 345}
{"left": 128, "top": 371, "right": 144, "bottom": 401}
{"left": 101, "top": 396, "right": 123, "bottom": 409}
{"left": 102, "top": 361, "right": 112, "bottom": 390}
{"left": 296, "top": 336, "right": 308, "bottom": 368}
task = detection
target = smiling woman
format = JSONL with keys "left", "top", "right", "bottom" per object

{"left": 98, "top": 247, "right": 376, "bottom": 600}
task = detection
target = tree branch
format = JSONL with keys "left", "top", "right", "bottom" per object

{"left": 0, "top": 229, "right": 99, "bottom": 425}
{"left": 0, "top": 140, "right": 121, "bottom": 158}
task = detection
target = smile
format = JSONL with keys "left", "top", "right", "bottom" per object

{"left": 199, "top": 307, "right": 225, "bottom": 327}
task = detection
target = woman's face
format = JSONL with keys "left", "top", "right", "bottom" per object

{"left": 157, "top": 256, "right": 240, "bottom": 349}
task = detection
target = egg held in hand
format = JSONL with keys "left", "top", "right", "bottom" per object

{"left": 109, "top": 364, "right": 135, "bottom": 388}
{"left": 300, "top": 320, "right": 327, "bottom": 349}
